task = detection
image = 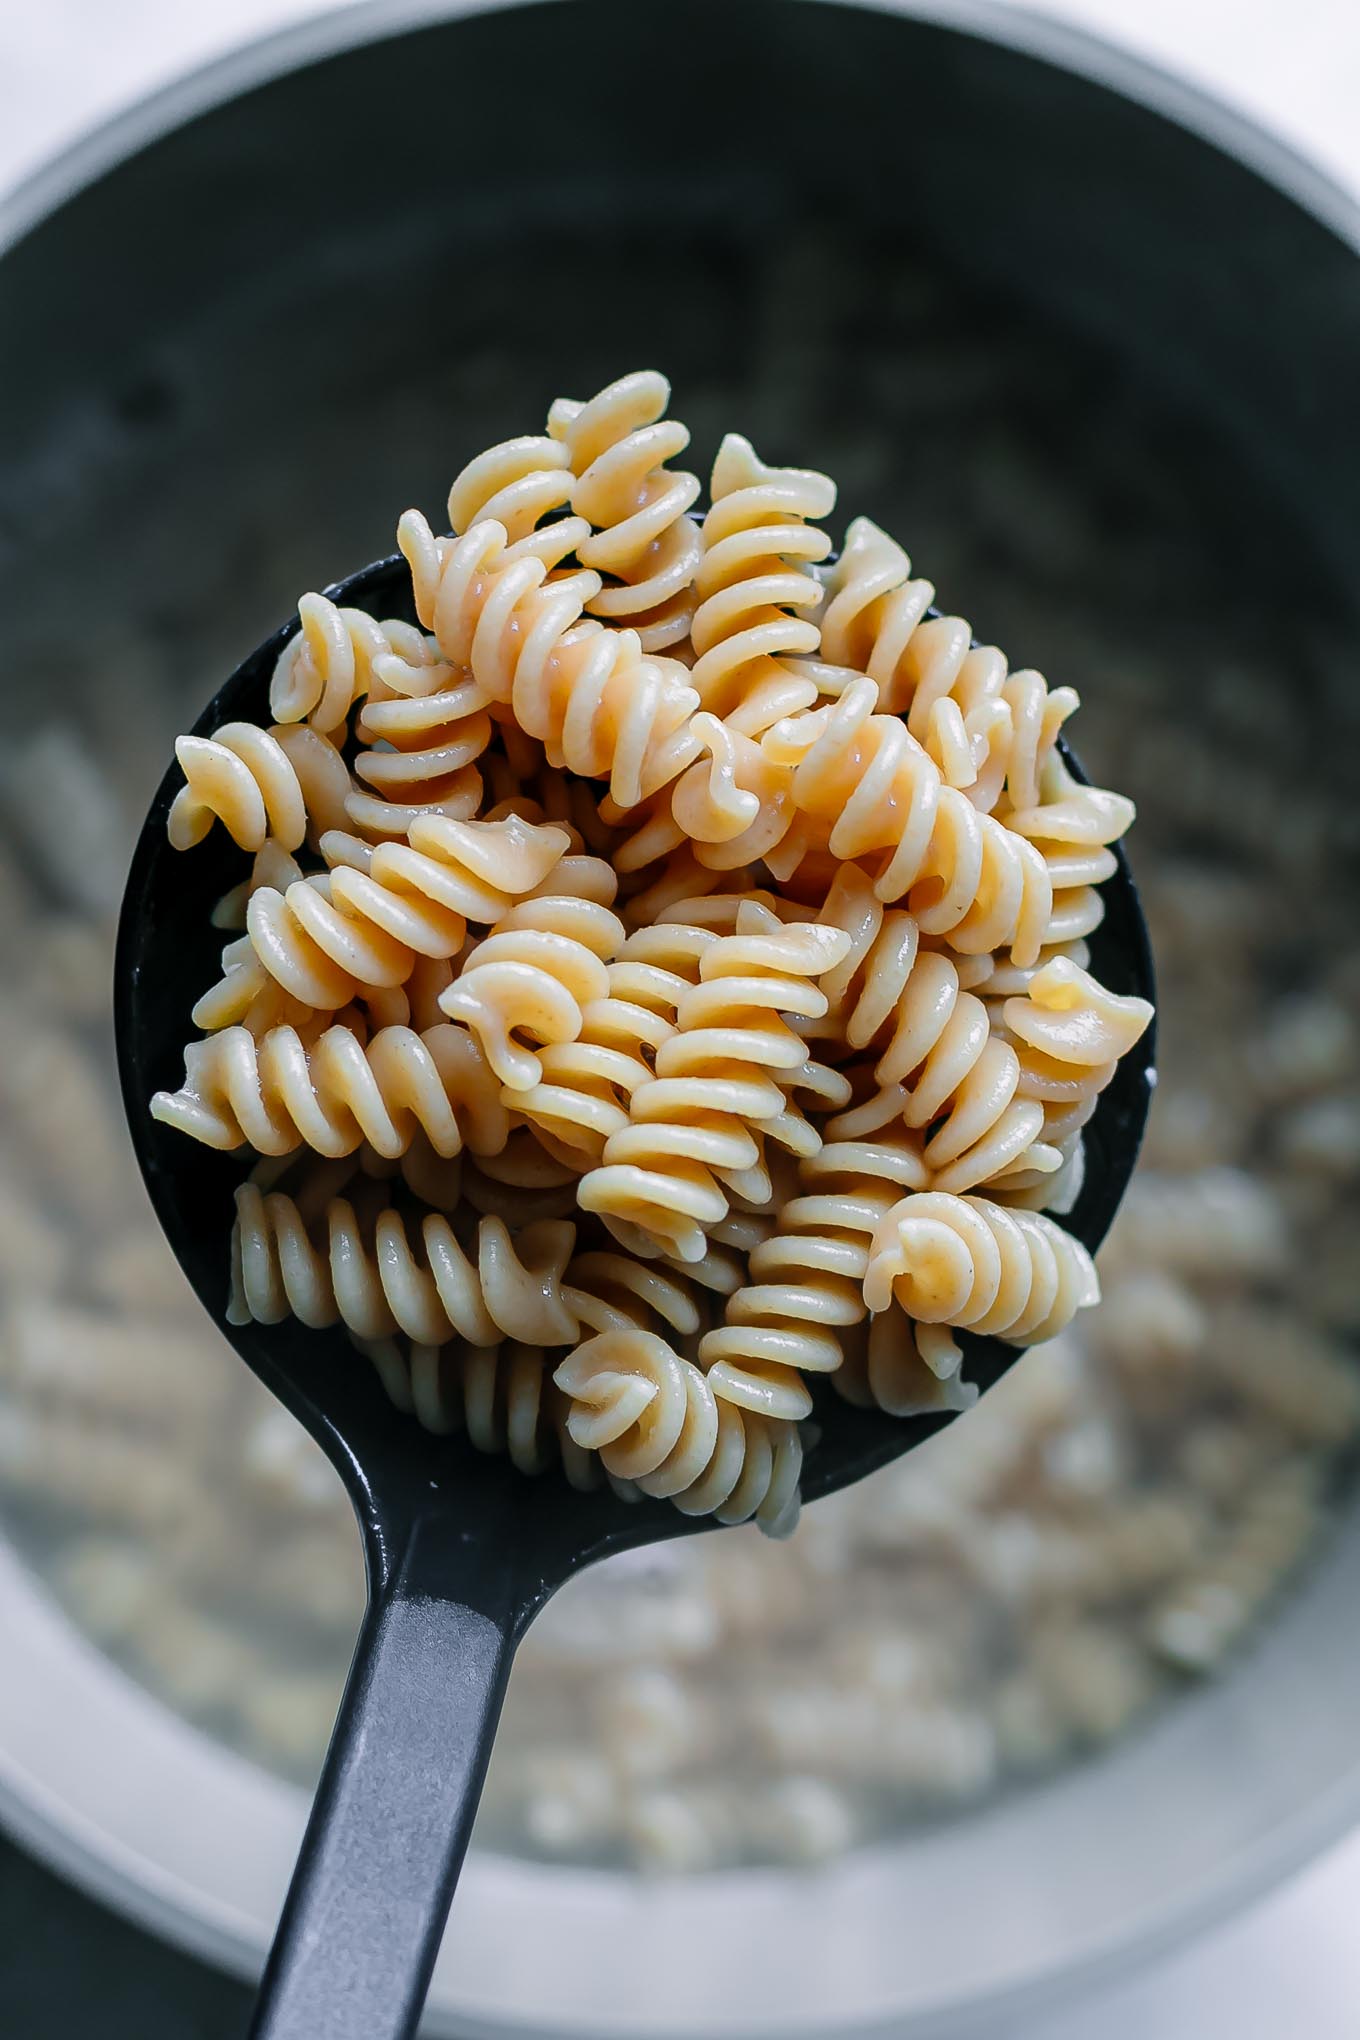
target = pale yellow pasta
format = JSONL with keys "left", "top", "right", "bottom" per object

{"left": 698, "top": 1124, "right": 932, "bottom": 1421}
{"left": 210, "top": 841, "right": 307, "bottom": 932}
{"left": 688, "top": 433, "right": 834, "bottom": 737}
{"left": 579, "top": 908, "right": 851, "bottom": 1263}
{"left": 446, "top": 433, "right": 580, "bottom": 556}
{"left": 999, "top": 750, "right": 1135, "bottom": 944}
{"left": 512, "top": 960, "right": 681, "bottom": 1166}
{"left": 548, "top": 369, "right": 703, "bottom": 651}
{"left": 766, "top": 679, "right": 1054, "bottom": 957}
{"left": 351, "top": 661, "right": 494, "bottom": 814}
{"left": 555, "top": 1330, "right": 802, "bottom": 1533}
{"left": 832, "top": 1311, "right": 981, "bottom": 1419}
{"left": 151, "top": 1020, "right": 509, "bottom": 1159}
{"left": 269, "top": 594, "right": 424, "bottom": 735}
{"left": 167, "top": 719, "right": 353, "bottom": 854}
{"left": 863, "top": 1191, "right": 1101, "bottom": 1374}
{"left": 399, "top": 513, "right": 702, "bottom": 810}
{"left": 242, "top": 813, "right": 570, "bottom": 1014}
{"left": 995, "top": 955, "right": 1153, "bottom": 1153}
{"left": 230, "top": 1187, "right": 581, "bottom": 1347}
{"left": 827, "top": 952, "right": 1055, "bottom": 1196}
{"left": 439, "top": 879, "right": 627, "bottom": 1092}
{"left": 149, "top": 366, "right": 1153, "bottom": 1538}
{"left": 818, "top": 517, "right": 1011, "bottom": 801}
{"left": 359, "top": 1336, "right": 601, "bottom": 1488}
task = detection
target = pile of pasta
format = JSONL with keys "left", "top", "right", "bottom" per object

{"left": 151, "top": 370, "right": 1153, "bottom": 1536}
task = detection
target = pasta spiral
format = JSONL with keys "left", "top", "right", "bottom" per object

{"left": 688, "top": 432, "right": 835, "bottom": 737}
{"left": 365, "top": 1337, "right": 602, "bottom": 1487}
{"left": 555, "top": 1331, "right": 802, "bottom": 1533}
{"left": 167, "top": 720, "right": 353, "bottom": 855}
{"left": 151, "top": 1019, "right": 510, "bottom": 1159}
{"left": 863, "top": 1191, "right": 1101, "bottom": 1373}
{"left": 230, "top": 1188, "right": 581, "bottom": 1348}
{"left": 832, "top": 1311, "right": 981, "bottom": 1419}
{"left": 351, "top": 659, "right": 494, "bottom": 816}
{"left": 997, "top": 954, "right": 1154, "bottom": 1150}
{"left": 269, "top": 594, "right": 424, "bottom": 735}
{"left": 818, "top": 517, "right": 1006, "bottom": 799}
{"left": 816, "top": 907, "right": 1056, "bottom": 1192}
{"left": 399, "top": 513, "right": 702, "bottom": 810}
{"left": 697, "top": 1120, "right": 931, "bottom": 1421}
{"left": 999, "top": 750, "right": 1135, "bottom": 944}
{"left": 548, "top": 370, "right": 703, "bottom": 651}
{"left": 579, "top": 909, "right": 851, "bottom": 1263}
{"left": 446, "top": 432, "right": 582, "bottom": 559}
{"left": 766, "top": 677, "right": 1052, "bottom": 959}
{"left": 511, "top": 952, "right": 683, "bottom": 1165}
{"left": 244, "top": 813, "right": 570, "bottom": 1013}
{"left": 439, "top": 879, "right": 627, "bottom": 1091}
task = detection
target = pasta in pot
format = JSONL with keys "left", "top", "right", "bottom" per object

{"left": 149, "top": 368, "right": 1152, "bottom": 1527}
{"left": 9, "top": 285, "right": 1353, "bottom": 1879}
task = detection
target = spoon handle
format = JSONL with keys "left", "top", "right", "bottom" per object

{"left": 248, "top": 1507, "right": 519, "bottom": 2040}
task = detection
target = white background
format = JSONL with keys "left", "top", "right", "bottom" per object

{"left": 0, "top": 1, "right": 1356, "bottom": 2035}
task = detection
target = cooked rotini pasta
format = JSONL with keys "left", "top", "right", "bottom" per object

{"left": 579, "top": 908, "right": 851, "bottom": 1263}
{"left": 152, "top": 368, "right": 1151, "bottom": 1530}
{"left": 351, "top": 661, "right": 494, "bottom": 815}
{"left": 555, "top": 1331, "right": 802, "bottom": 1534}
{"left": 698, "top": 1119, "right": 933, "bottom": 1420}
{"left": 242, "top": 813, "right": 570, "bottom": 1014}
{"left": 446, "top": 432, "right": 581, "bottom": 557}
{"left": 766, "top": 677, "right": 1053, "bottom": 959}
{"left": 548, "top": 370, "right": 703, "bottom": 651}
{"left": 439, "top": 877, "right": 627, "bottom": 1093}
{"left": 269, "top": 594, "right": 425, "bottom": 735}
{"left": 151, "top": 1020, "right": 510, "bottom": 1159}
{"left": 689, "top": 433, "right": 834, "bottom": 737}
{"left": 362, "top": 1336, "right": 601, "bottom": 1487}
{"left": 825, "top": 947, "right": 1056, "bottom": 1196}
{"left": 167, "top": 720, "right": 354, "bottom": 854}
{"left": 399, "top": 513, "right": 702, "bottom": 810}
{"left": 230, "top": 1186, "right": 581, "bottom": 1348}
{"left": 863, "top": 1191, "right": 1102, "bottom": 1375}
{"left": 832, "top": 1311, "right": 982, "bottom": 1419}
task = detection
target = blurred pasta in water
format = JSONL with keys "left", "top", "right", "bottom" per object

{"left": 150, "top": 369, "right": 1152, "bottom": 1529}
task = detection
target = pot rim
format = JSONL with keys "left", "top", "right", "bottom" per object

{"left": 0, "top": 0, "right": 1357, "bottom": 262}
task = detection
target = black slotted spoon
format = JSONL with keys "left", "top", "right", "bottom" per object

{"left": 114, "top": 550, "right": 1156, "bottom": 2040}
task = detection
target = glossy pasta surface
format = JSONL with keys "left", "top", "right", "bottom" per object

{"left": 150, "top": 370, "right": 1152, "bottom": 1533}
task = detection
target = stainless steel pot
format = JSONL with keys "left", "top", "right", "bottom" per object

{"left": 1, "top": 4, "right": 1358, "bottom": 2036}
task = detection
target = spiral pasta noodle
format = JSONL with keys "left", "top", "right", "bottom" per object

{"left": 549, "top": 370, "right": 703, "bottom": 651}
{"left": 555, "top": 1331, "right": 802, "bottom": 1534}
{"left": 698, "top": 1116, "right": 932, "bottom": 1420}
{"left": 399, "top": 513, "right": 702, "bottom": 811}
{"left": 152, "top": 367, "right": 1152, "bottom": 1524}
{"left": 269, "top": 594, "right": 428, "bottom": 735}
{"left": 579, "top": 907, "right": 850, "bottom": 1263}
{"left": 863, "top": 1191, "right": 1103, "bottom": 1375}
{"left": 439, "top": 877, "right": 627, "bottom": 1093}
{"left": 766, "top": 677, "right": 1054, "bottom": 960}
{"left": 151, "top": 1019, "right": 510, "bottom": 1159}
{"left": 369, "top": 1337, "right": 613, "bottom": 1488}
{"left": 242, "top": 813, "right": 570, "bottom": 1014}
{"left": 167, "top": 720, "right": 354, "bottom": 854}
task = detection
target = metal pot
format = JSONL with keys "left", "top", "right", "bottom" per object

{"left": 1, "top": 3, "right": 1357, "bottom": 2036}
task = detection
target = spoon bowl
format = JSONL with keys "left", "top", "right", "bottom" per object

{"left": 114, "top": 549, "right": 1156, "bottom": 2040}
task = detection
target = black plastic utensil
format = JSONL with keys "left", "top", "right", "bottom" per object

{"left": 114, "top": 550, "right": 1156, "bottom": 2040}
